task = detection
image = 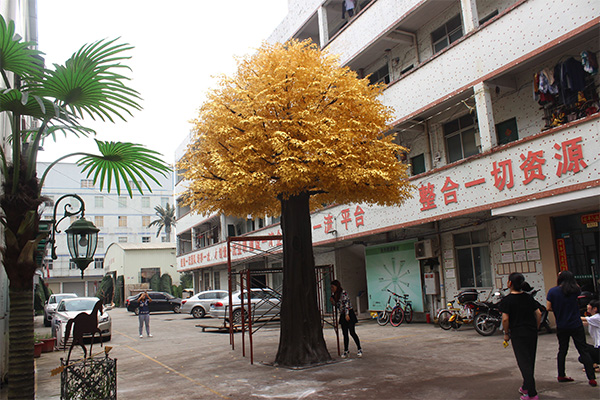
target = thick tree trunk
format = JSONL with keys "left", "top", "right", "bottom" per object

{"left": 8, "top": 286, "right": 34, "bottom": 400}
{"left": 274, "top": 192, "right": 331, "bottom": 366}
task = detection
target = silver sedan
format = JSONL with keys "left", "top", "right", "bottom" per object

{"left": 181, "top": 290, "right": 228, "bottom": 318}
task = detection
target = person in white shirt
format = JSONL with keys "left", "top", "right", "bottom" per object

{"left": 581, "top": 299, "right": 600, "bottom": 371}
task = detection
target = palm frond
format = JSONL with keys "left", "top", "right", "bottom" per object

{"left": 34, "top": 38, "right": 142, "bottom": 122}
{"left": 77, "top": 140, "right": 171, "bottom": 197}
{"left": 0, "top": 15, "right": 43, "bottom": 82}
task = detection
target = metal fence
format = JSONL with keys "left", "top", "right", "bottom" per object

{"left": 61, "top": 355, "right": 117, "bottom": 400}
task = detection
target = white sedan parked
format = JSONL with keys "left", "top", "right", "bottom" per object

{"left": 52, "top": 297, "right": 112, "bottom": 347}
{"left": 181, "top": 290, "right": 228, "bottom": 318}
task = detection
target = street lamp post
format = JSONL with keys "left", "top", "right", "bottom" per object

{"left": 48, "top": 194, "right": 100, "bottom": 278}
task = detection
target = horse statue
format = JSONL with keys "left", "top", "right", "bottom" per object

{"left": 64, "top": 299, "right": 104, "bottom": 364}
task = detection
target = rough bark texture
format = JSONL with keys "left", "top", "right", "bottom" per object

{"left": 274, "top": 192, "right": 331, "bottom": 366}
{"left": 8, "top": 287, "right": 34, "bottom": 400}
{"left": 1, "top": 162, "right": 43, "bottom": 399}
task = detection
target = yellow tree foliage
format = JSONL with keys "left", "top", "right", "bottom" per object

{"left": 180, "top": 40, "right": 413, "bottom": 217}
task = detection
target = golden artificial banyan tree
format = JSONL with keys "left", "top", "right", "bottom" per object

{"left": 180, "top": 39, "right": 412, "bottom": 366}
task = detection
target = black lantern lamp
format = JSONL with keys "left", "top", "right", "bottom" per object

{"left": 49, "top": 194, "right": 100, "bottom": 278}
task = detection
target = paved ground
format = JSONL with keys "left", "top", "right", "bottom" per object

{"left": 6, "top": 308, "right": 600, "bottom": 399}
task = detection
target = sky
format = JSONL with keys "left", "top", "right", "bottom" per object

{"left": 36, "top": 0, "right": 288, "bottom": 165}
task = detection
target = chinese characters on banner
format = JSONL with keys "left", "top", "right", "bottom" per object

{"left": 179, "top": 232, "right": 283, "bottom": 268}
{"left": 418, "top": 137, "right": 587, "bottom": 211}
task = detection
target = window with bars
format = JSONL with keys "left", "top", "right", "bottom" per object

{"left": 444, "top": 114, "right": 479, "bottom": 163}
{"left": 142, "top": 216, "right": 151, "bottom": 227}
{"left": 118, "top": 197, "right": 127, "bottom": 208}
{"left": 94, "top": 216, "right": 104, "bottom": 228}
{"left": 432, "top": 14, "right": 463, "bottom": 54}
{"left": 94, "top": 258, "right": 104, "bottom": 269}
{"left": 142, "top": 197, "right": 150, "bottom": 208}
{"left": 118, "top": 216, "right": 127, "bottom": 227}
{"left": 95, "top": 196, "right": 104, "bottom": 208}
{"left": 118, "top": 237, "right": 127, "bottom": 243}
{"left": 454, "top": 229, "right": 492, "bottom": 288}
{"left": 142, "top": 236, "right": 151, "bottom": 243}
{"left": 97, "top": 237, "right": 104, "bottom": 249}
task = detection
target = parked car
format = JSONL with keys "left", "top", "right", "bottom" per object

{"left": 51, "top": 297, "right": 112, "bottom": 346}
{"left": 125, "top": 291, "right": 182, "bottom": 315}
{"left": 181, "top": 290, "right": 228, "bottom": 318}
{"left": 210, "top": 288, "right": 281, "bottom": 324}
{"left": 43, "top": 293, "right": 77, "bottom": 327}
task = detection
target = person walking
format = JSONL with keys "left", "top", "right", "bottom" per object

{"left": 138, "top": 291, "right": 153, "bottom": 338}
{"left": 500, "top": 272, "right": 542, "bottom": 400}
{"left": 330, "top": 280, "right": 362, "bottom": 358}
{"left": 546, "top": 270, "right": 596, "bottom": 386}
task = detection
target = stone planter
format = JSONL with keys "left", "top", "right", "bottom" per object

{"left": 34, "top": 342, "right": 43, "bottom": 358}
{"left": 41, "top": 337, "right": 56, "bottom": 353}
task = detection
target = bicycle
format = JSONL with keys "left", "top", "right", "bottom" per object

{"left": 391, "top": 293, "right": 413, "bottom": 325}
{"left": 376, "top": 289, "right": 403, "bottom": 326}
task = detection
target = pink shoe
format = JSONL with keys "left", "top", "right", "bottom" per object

{"left": 519, "top": 387, "right": 527, "bottom": 395}
{"left": 520, "top": 395, "right": 539, "bottom": 400}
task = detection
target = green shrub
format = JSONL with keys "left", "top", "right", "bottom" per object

{"left": 97, "top": 275, "right": 114, "bottom": 305}
{"left": 150, "top": 273, "right": 160, "bottom": 291}
{"left": 160, "top": 274, "right": 173, "bottom": 294}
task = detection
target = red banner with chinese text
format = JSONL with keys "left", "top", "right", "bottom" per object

{"left": 556, "top": 239, "right": 568, "bottom": 271}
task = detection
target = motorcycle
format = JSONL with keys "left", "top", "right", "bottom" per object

{"left": 473, "top": 289, "right": 505, "bottom": 336}
{"left": 474, "top": 286, "right": 551, "bottom": 336}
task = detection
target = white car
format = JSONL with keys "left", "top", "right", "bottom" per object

{"left": 210, "top": 288, "right": 281, "bottom": 324}
{"left": 43, "top": 293, "right": 77, "bottom": 327}
{"left": 181, "top": 290, "right": 228, "bottom": 318}
{"left": 52, "top": 297, "right": 112, "bottom": 347}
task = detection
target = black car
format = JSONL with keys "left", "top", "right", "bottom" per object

{"left": 125, "top": 291, "right": 182, "bottom": 315}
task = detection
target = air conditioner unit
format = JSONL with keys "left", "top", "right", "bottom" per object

{"left": 415, "top": 239, "right": 433, "bottom": 259}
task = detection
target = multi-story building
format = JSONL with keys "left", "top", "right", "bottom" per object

{"left": 39, "top": 162, "right": 174, "bottom": 296}
{"left": 176, "top": 0, "right": 599, "bottom": 319}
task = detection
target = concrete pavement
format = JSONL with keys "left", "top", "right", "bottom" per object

{"left": 13, "top": 308, "right": 600, "bottom": 399}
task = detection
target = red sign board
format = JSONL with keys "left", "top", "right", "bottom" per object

{"left": 556, "top": 238, "right": 568, "bottom": 271}
{"left": 581, "top": 213, "right": 600, "bottom": 224}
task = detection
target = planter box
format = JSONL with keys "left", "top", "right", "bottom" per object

{"left": 34, "top": 342, "right": 43, "bottom": 358}
{"left": 41, "top": 337, "right": 56, "bottom": 353}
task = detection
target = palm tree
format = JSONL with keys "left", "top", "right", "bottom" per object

{"left": 148, "top": 203, "right": 176, "bottom": 242}
{"left": 0, "top": 16, "right": 170, "bottom": 399}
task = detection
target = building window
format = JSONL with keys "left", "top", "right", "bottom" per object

{"left": 495, "top": 117, "right": 519, "bottom": 146}
{"left": 432, "top": 14, "right": 463, "bottom": 54}
{"left": 411, "top": 154, "right": 426, "bottom": 175}
{"left": 118, "top": 197, "right": 127, "bottom": 208}
{"left": 444, "top": 114, "right": 478, "bottom": 163}
{"left": 94, "top": 216, "right": 104, "bottom": 228}
{"left": 69, "top": 261, "right": 77, "bottom": 270}
{"left": 213, "top": 271, "right": 220, "bottom": 290}
{"left": 161, "top": 236, "right": 168, "bottom": 242}
{"left": 454, "top": 229, "right": 491, "bottom": 288}
{"left": 95, "top": 196, "right": 104, "bottom": 208}
{"left": 118, "top": 216, "right": 127, "bottom": 227}
{"left": 140, "top": 267, "right": 160, "bottom": 284}
{"left": 45, "top": 258, "right": 53, "bottom": 270}
{"left": 479, "top": 10, "right": 498, "bottom": 26}
{"left": 142, "top": 236, "right": 151, "bottom": 243}
{"left": 97, "top": 237, "right": 104, "bottom": 249}
{"left": 94, "top": 258, "right": 104, "bottom": 269}
{"left": 81, "top": 179, "right": 94, "bottom": 188}
{"left": 161, "top": 197, "right": 170, "bottom": 208}
{"left": 118, "top": 237, "right": 127, "bottom": 243}
{"left": 142, "top": 196, "right": 150, "bottom": 208}
{"left": 142, "top": 216, "right": 151, "bottom": 227}
{"left": 368, "top": 63, "right": 390, "bottom": 85}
